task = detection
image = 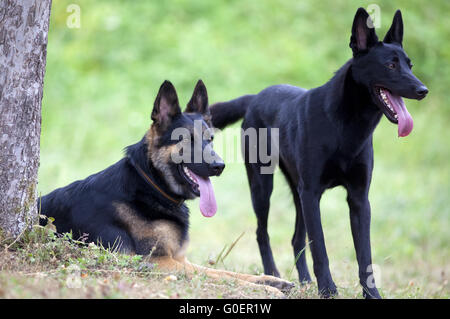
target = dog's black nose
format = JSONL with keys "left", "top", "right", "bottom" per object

{"left": 210, "top": 162, "right": 225, "bottom": 176}
{"left": 415, "top": 86, "right": 428, "bottom": 98}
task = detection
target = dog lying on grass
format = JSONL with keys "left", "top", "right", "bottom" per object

{"left": 39, "top": 80, "right": 294, "bottom": 296}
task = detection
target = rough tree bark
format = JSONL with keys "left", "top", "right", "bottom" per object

{"left": 0, "top": 0, "right": 52, "bottom": 237}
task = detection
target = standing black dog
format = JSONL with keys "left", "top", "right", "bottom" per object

{"left": 39, "top": 80, "right": 293, "bottom": 295}
{"left": 210, "top": 8, "right": 428, "bottom": 298}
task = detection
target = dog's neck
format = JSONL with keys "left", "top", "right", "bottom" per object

{"left": 125, "top": 138, "right": 185, "bottom": 207}
{"left": 324, "top": 59, "right": 383, "bottom": 155}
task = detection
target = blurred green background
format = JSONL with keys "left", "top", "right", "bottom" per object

{"left": 39, "top": 0, "right": 449, "bottom": 297}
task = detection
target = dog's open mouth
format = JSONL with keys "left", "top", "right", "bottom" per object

{"left": 180, "top": 165, "right": 200, "bottom": 195}
{"left": 178, "top": 165, "right": 217, "bottom": 217}
{"left": 374, "top": 86, "right": 414, "bottom": 137}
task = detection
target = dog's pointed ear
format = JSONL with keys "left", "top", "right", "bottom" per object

{"left": 186, "top": 79, "right": 209, "bottom": 115}
{"left": 151, "top": 80, "right": 181, "bottom": 130}
{"left": 383, "top": 10, "right": 403, "bottom": 46}
{"left": 349, "top": 7, "right": 379, "bottom": 55}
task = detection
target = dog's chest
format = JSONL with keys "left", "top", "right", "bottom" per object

{"left": 321, "top": 159, "right": 345, "bottom": 188}
{"left": 114, "top": 202, "right": 188, "bottom": 259}
{"left": 320, "top": 151, "right": 358, "bottom": 188}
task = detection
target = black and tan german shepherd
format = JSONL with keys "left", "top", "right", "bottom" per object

{"left": 210, "top": 9, "right": 428, "bottom": 298}
{"left": 39, "top": 80, "right": 293, "bottom": 295}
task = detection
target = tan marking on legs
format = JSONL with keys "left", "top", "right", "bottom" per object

{"left": 150, "top": 256, "right": 292, "bottom": 297}
{"left": 183, "top": 260, "right": 293, "bottom": 291}
{"left": 114, "top": 203, "right": 185, "bottom": 257}
{"left": 114, "top": 202, "right": 293, "bottom": 295}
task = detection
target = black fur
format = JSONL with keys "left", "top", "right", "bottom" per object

{"left": 210, "top": 8, "right": 428, "bottom": 299}
{"left": 39, "top": 80, "right": 224, "bottom": 256}
{"left": 40, "top": 138, "right": 190, "bottom": 254}
{"left": 210, "top": 95, "right": 254, "bottom": 129}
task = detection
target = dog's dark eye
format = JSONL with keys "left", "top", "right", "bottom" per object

{"left": 387, "top": 56, "right": 399, "bottom": 70}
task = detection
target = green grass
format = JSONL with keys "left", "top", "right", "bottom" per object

{"left": 28, "top": 0, "right": 450, "bottom": 298}
{"left": 0, "top": 227, "right": 286, "bottom": 298}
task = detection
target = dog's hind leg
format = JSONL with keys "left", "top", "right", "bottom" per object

{"left": 298, "top": 186, "right": 337, "bottom": 298}
{"left": 291, "top": 205, "right": 312, "bottom": 283}
{"left": 279, "top": 160, "right": 312, "bottom": 284}
{"left": 346, "top": 158, "right": 381, "bottom": 299}
{"left": 347, "top": 186, "right": 381, "bottom": 299}
{"left": 245, "top": 162, "right": 280, "bottom": 277}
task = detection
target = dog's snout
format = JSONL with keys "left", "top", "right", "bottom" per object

{"left": 210, "top": 161, "right": 225, "bottom": 176}
{"left": 415, "top": 85, "right": 428, "bottom": 99}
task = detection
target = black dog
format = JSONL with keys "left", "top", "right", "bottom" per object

{"left": 39, "top": 80, "right": 292, "bottom": 295}
{"left": 210, "top": 8, "right": 428, "bottom": 298}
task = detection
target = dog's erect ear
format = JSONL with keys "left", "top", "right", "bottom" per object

{"left": 383, "top": 10, "right": 403, "bottom": 46}
{"left": 186, "top": 79, "right": 209, "bottom": 115}
{"left": 151, "top": 80, "right": 181, "bottom": 129}
{"left": 349, "top": 7, "right": 379, "bottom": 55}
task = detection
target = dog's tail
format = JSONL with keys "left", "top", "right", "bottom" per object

{"left": 210, "top": 95, "right": 255, "bottom": 129}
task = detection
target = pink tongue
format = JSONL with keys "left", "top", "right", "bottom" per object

{"left": 189, "top": 170, "right": 217, "bottom": 217}
{"left": 385, "top": 90, "right": 414, "bottom": 137}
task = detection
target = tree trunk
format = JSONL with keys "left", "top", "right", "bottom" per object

{"left": 0, "top": 0, "right": 52, "bottom": 237}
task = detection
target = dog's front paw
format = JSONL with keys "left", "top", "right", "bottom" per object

{"left": 138, "top": 262, "right": 155, "bottom": 272}
{"left": 362, "top": 287, "right": 382, "bottom": 299}
{"left": 318, "top": 284, "right": 338, "bottom": 299}
{"left": 256, "top": 275, "right": 295, "bottom": 292}
{"left": 262, "top": 285, "right": 288, "bottom": 298}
